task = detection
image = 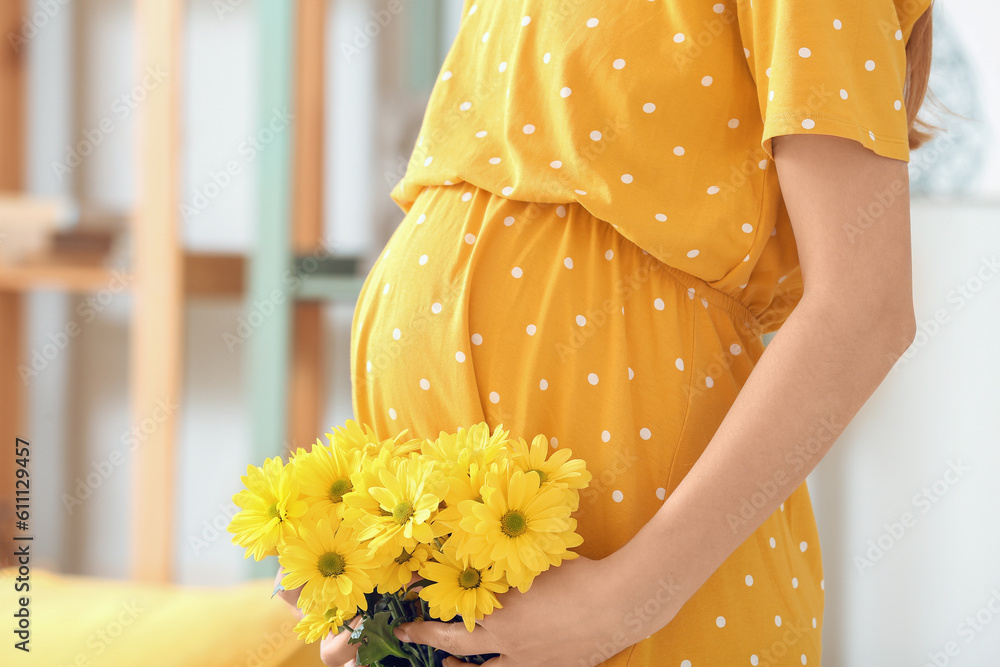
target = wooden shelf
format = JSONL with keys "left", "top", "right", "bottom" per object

{"left": 0, "top": 255, "right": 120, "bottom": 292}
{"left": 184, "top": 253, "right": 244, "bottom": 297}
{"left": 0, "top": 252, "right": 247, "bottom": 296}
{"left": 0, "top": 0, "right": 374, "bottom": 581}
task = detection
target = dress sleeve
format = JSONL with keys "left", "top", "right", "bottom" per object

{"left": 736, "top": 0, "right": 930, "bottom": 163}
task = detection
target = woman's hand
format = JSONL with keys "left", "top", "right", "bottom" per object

{"left": 274, "top": 566, "right": 362, "bottom": 666}
{"left": 273, "top": 566, "right": 304, "bottom": 621}
{"left": 319, "top": 615, "right": 363, "bottom": 667}
{"left": 392, "top": 555, "right": 672, "bottom": 666}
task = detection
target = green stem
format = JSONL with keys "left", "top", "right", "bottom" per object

{"left": 388, "top": 593, "right": 407, "bottom": 623}
{"left": 387, "top": 594, "right": 426, "bottom": 666}
{"left": 399, "top": 641, "right": 425, "bottom": 666}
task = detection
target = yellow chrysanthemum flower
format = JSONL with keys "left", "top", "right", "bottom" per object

{"left": 326, "top": 419, "right": 380, "bottom": 452}
{"left": 418, "top": 546, "right": 507, "bottom": 633}
{"left": 295, "top": 440, "right": 363, "bottom": 523}
{"left": 433, "top": 459, "right": 505, "bottom": 548}
{"left": 278, "top": 515, "right": 376, "bottom": 613}
{"left": 341, "top": 446, "right": 397, "bottom": 526}
{"left": 346, "top": 455, "right": 445, "bottom": 552}
{"left": 508, "top": 434, "right": 592, "bottom": 492}
{"left": 227, "top": 456, "right": 308, "bottom": 561}
{"left": 372, "top": 543, "right": 433, "bottom": 594}
{"left": 376, "top": 432, "right": 425, "bottom": 459}
{"left": 421, "top": 422, "right": 509, "bottom": 479}
{"left": 293, "top": 606, "right": 355, "bottom": 644}
{"left": 330, "top": 420, "right": 423, "bottom": 459}
{"left": 423, "top": 423, "right": 511, "bottom": 538}
{"left": 457, "top": 468, "right": 582, "bottom": 592}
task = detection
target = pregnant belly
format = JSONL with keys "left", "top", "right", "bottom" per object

{"left": 349, "top": 181, "right": 765, "bottom": 559}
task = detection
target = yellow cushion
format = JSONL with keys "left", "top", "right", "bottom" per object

{"left": 0, "top": 568, "right": 323, "bottom": 667}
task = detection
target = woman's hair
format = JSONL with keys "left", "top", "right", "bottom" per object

{"left": 904, "top": 3, "right": 936, "bottom": 149}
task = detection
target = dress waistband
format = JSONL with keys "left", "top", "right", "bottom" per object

{"left": 421, "top": 180, "right": 765, "bottom": 339}
{"left": 656, "top": 261, "right": 763, "bottom": 340}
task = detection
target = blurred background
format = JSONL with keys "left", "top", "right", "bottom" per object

{"left": 0, "top": 0, "right": 997, "bottom": 665}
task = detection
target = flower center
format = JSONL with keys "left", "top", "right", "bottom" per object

{"left": 323, "top": 608, "right": 341, "bottom": 623}
{"left": 528, "top": 468, "right": 548, "bottom": 483}
{"left": 329, "top": 478, "right": 352, "bottom": 503}
{"left": 394, "top": 549, "right": 412, "bottom": 565}
{"left": 317, "top": 552, "right": 346, "bottom": 577}
{"left": 392, "top": 501, "right": 414, "bottom": 524}
{"left": 267, "top": 503, "right": 281, "bottom": 520}
{"left": 500, "top": 510, "right": 528, "bottom": 537}
{"left": 458, "top": 567, "right": 481, "bottom": 590}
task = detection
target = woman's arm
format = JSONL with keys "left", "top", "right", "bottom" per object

{"left": 604, "top": 132, "right": 918, "bottom": 640}
{"left": 396, "top": 133, "right": 918, "bottom": 665}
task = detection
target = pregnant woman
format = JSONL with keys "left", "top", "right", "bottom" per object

{"left": 327, "top": 1, "right": 934, "bottom": 664}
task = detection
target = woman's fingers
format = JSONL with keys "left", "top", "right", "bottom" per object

{"left": 272, "top": 566, "right": 305, "bottom": 620}
{"left": 395, "top": 620, "right": 499, "bottom": 657}
{"left": 319, "top": 614, "right": 363, "bottom": 666}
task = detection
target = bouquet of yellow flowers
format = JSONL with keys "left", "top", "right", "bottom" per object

{"left": 226, "top": 421, "right": 592, "bottom": 666}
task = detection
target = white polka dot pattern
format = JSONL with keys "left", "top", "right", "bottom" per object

{"left": 355, "top": 0, "right": 876, "bottom": 653}
{"left": 388, "top": 0, "right": 927, "bottom": 338}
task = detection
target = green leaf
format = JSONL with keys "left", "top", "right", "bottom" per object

{"left": 348, "top": 611, "right": 411, "bottom": 666}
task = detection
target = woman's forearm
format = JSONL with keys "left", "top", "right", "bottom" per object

{"left": 603, "top": 292, "right": 916, "bottom": 637}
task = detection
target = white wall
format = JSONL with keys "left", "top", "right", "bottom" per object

{"left": 809, "top": 199, "right": 1000, "bottom": 666}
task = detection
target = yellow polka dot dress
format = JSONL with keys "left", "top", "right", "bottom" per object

{"left": 351, "top": 1, "right": 931, "bottom": 664}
